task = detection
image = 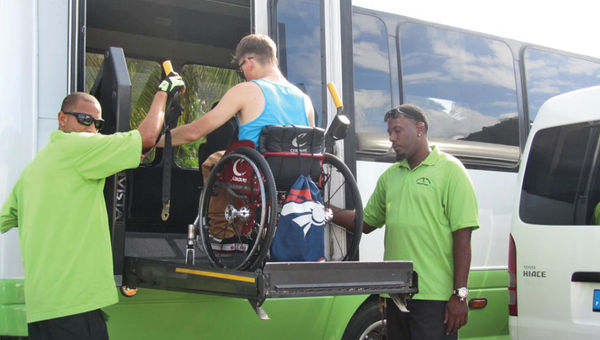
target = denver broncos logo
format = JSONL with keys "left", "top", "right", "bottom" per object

{"left": 280, "top": 201, "right": 325, "bottom": 237}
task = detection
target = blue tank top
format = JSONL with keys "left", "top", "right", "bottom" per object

{"left": 238, "top": 78, "right": 310, "bottom": 146}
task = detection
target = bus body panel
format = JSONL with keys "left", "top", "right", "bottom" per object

{"left": 1, "top": 0, "right": 76, "bottom": 281}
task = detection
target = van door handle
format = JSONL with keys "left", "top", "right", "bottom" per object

{"left": 571, "top": 272, "right": 600, "bottom": 283}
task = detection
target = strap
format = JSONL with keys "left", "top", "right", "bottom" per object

{"left": 292, "top": 125, "right": 307, "bottom": 175}
{"left": 159, "top": 93, "right": 184, "bottom": 221}
{"left": 161, "top": 130, "right": 172, "bottom": 221}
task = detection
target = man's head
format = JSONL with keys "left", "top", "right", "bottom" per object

{"left": 384, "top": 104, "right": 429, "bottom": 161}
{"left": 234, "top": 34, "right": 278, "bottom": 80}
{"left": 58, "top": 92, "right": 103, "bottom": 133}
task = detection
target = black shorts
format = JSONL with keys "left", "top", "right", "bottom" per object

{"left": 386, "top": 299, "right": 457, "bottom": 340}
{"left": 27, "top": 309, "right": 108, "bottom": 340}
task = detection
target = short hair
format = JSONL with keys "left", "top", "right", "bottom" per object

{"left": 60, "top": 92, "right": 100, "bottom": 112}
{"left": 234, "top": 34, "right": 277, "bottom": 66}
{"left": 384, "top": 104, "right": 429, "bottom": 132}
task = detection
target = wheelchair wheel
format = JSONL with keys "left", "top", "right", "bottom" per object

{"left": 321, "top": 153, "right": 363, "bottom": 261}
{"left": 198, "top": 147, "right": 277, "bottom": 271}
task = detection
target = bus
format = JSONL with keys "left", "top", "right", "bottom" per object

{"left": 2, "top": 0, "right": 600, "bottom": 339}
{"left": 350, "top": 1, "right": 600, "bottom": 339}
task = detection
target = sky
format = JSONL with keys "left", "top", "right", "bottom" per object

{"left": 352, "top": 0, "right": 600, "bottom": 59}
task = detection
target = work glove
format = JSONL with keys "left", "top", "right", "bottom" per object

{"left": 157, "top": 73, "right": 186, "bottom": 97}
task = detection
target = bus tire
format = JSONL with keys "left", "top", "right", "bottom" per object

{"left": 342, "top": 297, "right": 387, "bottom": 340}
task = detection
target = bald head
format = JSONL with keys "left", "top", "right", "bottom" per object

{"left": 61, "top": 92, "right": 101, "bottom": 113}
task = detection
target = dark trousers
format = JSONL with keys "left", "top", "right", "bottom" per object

{"left": 386, "top": 299, "right": 457, "bottom": 340}
{"left": 28, "top": 309, "right": 108, "bottom": 340}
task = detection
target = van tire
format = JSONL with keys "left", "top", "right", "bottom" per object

{"left": 342, "top": 297, "right": 387, "bottom": 340}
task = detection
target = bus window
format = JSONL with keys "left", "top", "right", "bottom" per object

{"left": 274, "top": 0, "right": 324, "bottom": 127}
{"left": 398, "top": 22, "right": 519, "bottom": 148}
{"left": 523, "top": 48, "right": 600, "bottom": 123}
{"left": 175, "top": 64, "right": 243, "bottom": 169}
{"left": 86, "top": 52, "right": 161, "bottom": 163}
{"left": 352, "top": 12, "right": 392, "bottom": 135}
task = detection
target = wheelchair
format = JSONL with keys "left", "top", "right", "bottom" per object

{"left": 196, "top": 124, "right": 364, "bottom": 271}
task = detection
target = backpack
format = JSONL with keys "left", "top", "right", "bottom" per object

{"left": 270, "top": 174, "right": 325, "bottom": 262}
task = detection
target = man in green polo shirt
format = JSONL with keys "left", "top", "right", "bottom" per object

{"left": 0, "top": 74, "right": 183, "bottom": 339}
{"left": 334, "top": 104, "right": 478, "bottom": 339}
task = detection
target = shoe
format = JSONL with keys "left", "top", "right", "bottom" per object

{"left": 210, "top": 235, "right": 251, "bottom": 252}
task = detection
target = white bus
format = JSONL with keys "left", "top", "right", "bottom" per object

{"left": 2, "top": 0, "right": 600, "bottom": 339}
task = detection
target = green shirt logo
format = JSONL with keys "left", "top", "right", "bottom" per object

{"left": 416, "top": 177, "right": 431, "bottom": 186}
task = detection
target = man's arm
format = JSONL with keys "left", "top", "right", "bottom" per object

{"left": 137, "top": 91, "right": 168, "bottom": 149}
{"left": 304, "top": 95, "right": 316, "bottom": 127}
{"left": 444, "top": 227, "right": 474, "bottom": 335}
{"left": 160, "top": 83, "right": 249, "bottom": 147}
{"left": 331, "top": 208, "right": 376, "bottom": 234}
{"left": 137, "top": 74, "right": 185, "bottom": 149}
{"left": 0, "top": 184, "right": 19, "bottom": 233}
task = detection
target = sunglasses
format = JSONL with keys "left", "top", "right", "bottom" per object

{"left": 63, "top": 111, "right": 104, "bottom": 130}
{"left": 236, "top": 56, "right": 254, "bottom": 77}
{"left": 384, "top": 107, "right": 427, "bottom": 128}
{"left": 238, "top": 56, "right": 254, "bottom": 70}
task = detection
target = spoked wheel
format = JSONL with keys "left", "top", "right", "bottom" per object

{"left": 320, "top": 153, "right": 363, "bottom": 261}
{"left": 198, "top": 147, "right": 277, "bottom": 271}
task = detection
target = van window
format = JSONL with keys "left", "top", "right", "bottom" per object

{"left": 523, "top": 48, "right": 600, "bottom": 123}
{"left": 398, "top": 22, "right": 519, "bottom": 147}
{"left": 86, "top": 54, "right": 243, "bottom": 169}
{"left": 352, "top": 12, "right": 392, "bottom": 134}
{"left": 520, "top": 122, "right": 600, "bottom": 225}
{"left": 175, "top": 64, "right": 242, "bottom": 169}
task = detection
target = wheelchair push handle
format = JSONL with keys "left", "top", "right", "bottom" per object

{"left": 162, "top": 60, "right": 174, "bottom": 77}
{"left": 325, "top": 82, "right": 350, "bottom": 151}
{"left": 327, "top": 82, "right": 343, "bottom": 110}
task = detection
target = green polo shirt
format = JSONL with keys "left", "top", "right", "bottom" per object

{"left": 0, "top": 129, "right": 141, "bottom": 322}
{"left": 364, "top": 146, "right": 479, "bottom": 300}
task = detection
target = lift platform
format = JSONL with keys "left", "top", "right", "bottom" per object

{"left": 123, "top": 256, "right": 417, "bottom": 318}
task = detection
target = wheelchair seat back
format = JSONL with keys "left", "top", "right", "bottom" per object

{"left": 258, "top": 125, "right": 325, "bottom": 191}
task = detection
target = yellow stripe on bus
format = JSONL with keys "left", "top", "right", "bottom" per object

{"left": 175, "top": 268, "right": 256, "bottom": 283}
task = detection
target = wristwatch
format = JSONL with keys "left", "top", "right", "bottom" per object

{"left": 453, "top": 287, "right": 469, "bottom": 302}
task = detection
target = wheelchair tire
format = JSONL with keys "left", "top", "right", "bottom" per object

{"left": 321, "top": 153, "right": 363, "bottom": 261}
{"left": 198, "top": 146, "right": 277, "bottom": 271}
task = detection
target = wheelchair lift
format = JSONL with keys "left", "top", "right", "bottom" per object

{"left": 123, "top": 256, "right": 417, "bottom": 319}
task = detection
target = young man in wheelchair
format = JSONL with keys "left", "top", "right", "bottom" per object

{"left": 158, "top": 34, "right": 315, "bottom": 253}
{"left": 160, "top": 33, "right": 315, "bottom": 147}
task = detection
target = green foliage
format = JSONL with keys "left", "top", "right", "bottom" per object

{"left": 85, "top": 53, "right": 242, "bottom": 169}
{"left": 175, "top": 64, "right": 243, "bottom": 168}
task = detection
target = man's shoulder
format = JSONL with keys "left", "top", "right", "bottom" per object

{"left": 436, "top": 149, "right": 467, "bottom": 171}
{"left": 233, "top": 80, "right": 261, "bottom": 92}
{"left": 379, "top": 163, "right": 403, "bottom": 180}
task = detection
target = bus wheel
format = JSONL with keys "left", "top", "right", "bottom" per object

{"left": 342, "top": 297, "right": 386, "bottom": 340}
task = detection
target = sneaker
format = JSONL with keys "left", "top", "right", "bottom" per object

{"left": 210, "top": 235, "right": 251, "bottom": 252}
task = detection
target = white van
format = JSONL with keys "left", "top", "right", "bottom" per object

{"left": 509, "top": 86, "right": 600, "bottom": 339}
